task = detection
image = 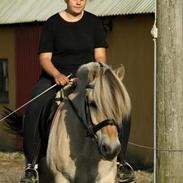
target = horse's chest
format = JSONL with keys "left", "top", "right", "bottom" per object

{"left": 59, "top": 157, "right": 99, "bottom": 182}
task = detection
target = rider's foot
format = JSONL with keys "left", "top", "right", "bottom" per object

{"left": 117, "top": 161, "right": 135, "bottom": 183}
{"left": 19, "top": 164, "right": 39, "bottom": 183}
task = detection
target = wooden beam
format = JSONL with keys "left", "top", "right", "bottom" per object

{"left": 156, "top": 0, "right": 183, "bottom": 182}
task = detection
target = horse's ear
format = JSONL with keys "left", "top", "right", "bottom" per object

{"left": 113, "top": 64, "right": 125, "bottom": 81}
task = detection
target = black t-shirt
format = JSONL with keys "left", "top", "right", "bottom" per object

{"left": 39, "top": 11, "right": 107, "bottom": 76}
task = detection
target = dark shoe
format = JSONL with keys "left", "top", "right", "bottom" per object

{"left": 117, "top": 162, "right": 135, "bottom": 183}
{"left": 20, "top": 164, "right": 39, "bottom": 183}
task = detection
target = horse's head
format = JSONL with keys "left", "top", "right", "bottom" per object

{"left": 75, "top": 62, "right": 131, "bottom": 160}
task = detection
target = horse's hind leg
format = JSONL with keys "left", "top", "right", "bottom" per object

{"left": 55, "top": 173, "right": 69, "bottom": 183}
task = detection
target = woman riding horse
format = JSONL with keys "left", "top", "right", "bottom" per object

{"left": 20, "top": 0, "right": 107, "bottom": 182}
{"left": 4, "top": 0, "right": 134, "bottom": 182}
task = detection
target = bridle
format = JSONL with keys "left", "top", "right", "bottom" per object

{"left": 84, "top": 94, "right": 120, "bottom": 138}
{"left": 67, "top": 86, "right": 120, "bottom": 141}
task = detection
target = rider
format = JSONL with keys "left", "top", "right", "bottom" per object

{"left": 20, "top": 0, "right": 134, "bottom": 182}
{"left": 20, "top": 0, "right": 106, "bottom": 182}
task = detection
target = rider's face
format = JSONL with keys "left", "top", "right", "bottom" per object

{"left": 65, "top": 0, "right": 87, "bottom": 15}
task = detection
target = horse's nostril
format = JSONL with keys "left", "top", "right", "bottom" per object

{"left": 100, "top": 142, "right": 121, "bottom": 160}
{"left": 101, "top": 143, "right": 112, "bottom": 155}
{"left": 101, "top": 144, "right": 109, "bottom": 153}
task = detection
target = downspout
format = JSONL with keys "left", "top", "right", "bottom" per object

{"left": 150, "top": 0, "right": 158, "bottom": 182}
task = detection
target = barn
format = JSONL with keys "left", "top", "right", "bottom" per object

{"left": 0, "top": 0, "right": 155, "bottom": 168}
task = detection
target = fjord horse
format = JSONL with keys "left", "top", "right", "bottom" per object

{"left": 46, "top": 62, "right": 131, "bottom": 183}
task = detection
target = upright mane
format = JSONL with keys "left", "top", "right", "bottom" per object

{"left": 77, "top": 62, "right": 131, "bottom": 124}
{"left": 94, "top": 65, "right": 131, "bottom": 124}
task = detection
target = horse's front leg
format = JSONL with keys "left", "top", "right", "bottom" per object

{"left": 54, "top": 173, "right": 69, "bottom": 183}
{"left": 98, "top": 176, "right": 116, "bottom": 183}
{"left": 97, "top": 170, "right": 116, "bottom": 183}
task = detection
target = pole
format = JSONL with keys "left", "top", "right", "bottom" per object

{"left": 156, "top": 0, "right": 183, "bottom": 182}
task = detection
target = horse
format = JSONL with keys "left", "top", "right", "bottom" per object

{"left": 46, "top": 62, "right": 131, "bottom": 183}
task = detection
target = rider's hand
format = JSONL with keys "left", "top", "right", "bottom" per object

{"left": 54, "top": 72, "right": 69, "bottom": 86}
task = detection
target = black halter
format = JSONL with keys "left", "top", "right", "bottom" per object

{"left": 84, "top": 95, "right": 120, "bottom": 138}
{"left": 67, "top": 93, "right": 120, "bottom": 140}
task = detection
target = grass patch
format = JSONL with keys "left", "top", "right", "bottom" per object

{"left": 0, "top": 152, "right": 24, "bottom": 160}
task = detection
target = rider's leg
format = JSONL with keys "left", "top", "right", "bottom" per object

{"left": 118, "top": 115, "right": 135, "bottom": 183}
{"left": 20, "top": 76, "right": 57, "bottom": 182}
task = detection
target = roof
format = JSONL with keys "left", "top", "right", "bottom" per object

{"left": 0, "top": 0, "right": 155, "bottom": 24}
{"left": 87, "top": 0, "right": 155, "bottom": 16}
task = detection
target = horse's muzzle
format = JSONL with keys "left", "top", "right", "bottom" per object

{"left": 99, "top": 138, "right": 121, "bottom": 161}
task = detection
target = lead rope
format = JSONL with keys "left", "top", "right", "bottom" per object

{"left": 0, "top": 84, "right": 57, "bottom": 122}
{"left": 0, "top": 74, "right": 72, "bottom": 122}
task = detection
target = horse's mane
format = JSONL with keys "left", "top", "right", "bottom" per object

{"left": 94, "top": 65, "right": 131, "bottom": 124}
{"left": 77, "top": 62, "right": 131, "bottom": 124}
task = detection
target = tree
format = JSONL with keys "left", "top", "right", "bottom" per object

{"left": 156, "top": 0, "right": 183, "bottom": 182}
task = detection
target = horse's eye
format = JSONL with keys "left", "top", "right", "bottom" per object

{"left": 89, "top": 101, "right": 97, "bottom": 109}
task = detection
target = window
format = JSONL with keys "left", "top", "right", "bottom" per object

{"left": 0, "top": 59, "right": 9, "bottom": 103}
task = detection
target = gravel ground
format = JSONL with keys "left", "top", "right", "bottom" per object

{"left": 0, "top": 152, "right": 153, "bottom": 183}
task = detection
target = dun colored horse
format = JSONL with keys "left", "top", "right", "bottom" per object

{"left": 46, "top": 62, "right": 131, "bottom": 183}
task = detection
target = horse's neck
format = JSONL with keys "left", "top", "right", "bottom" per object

{"left": 69, "top": 91, "right": 86, "bottom": 121}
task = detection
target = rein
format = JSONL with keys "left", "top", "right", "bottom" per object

{"left": 0, "top": 74, "right": 73, "bottom": 123}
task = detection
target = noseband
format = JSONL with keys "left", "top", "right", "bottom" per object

{"left": 67, "top": 90, "right": 120, "bottom": 141}
{"left": 84, "top": 95, "right": 120, "bottom": 139}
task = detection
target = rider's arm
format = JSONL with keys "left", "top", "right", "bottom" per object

{"left": 39, "top": 52, "right": 69, "bottom": 85}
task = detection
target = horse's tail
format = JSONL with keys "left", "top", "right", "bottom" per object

{"left": 1, "top": 106, "right": 23, "bottom": 136}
